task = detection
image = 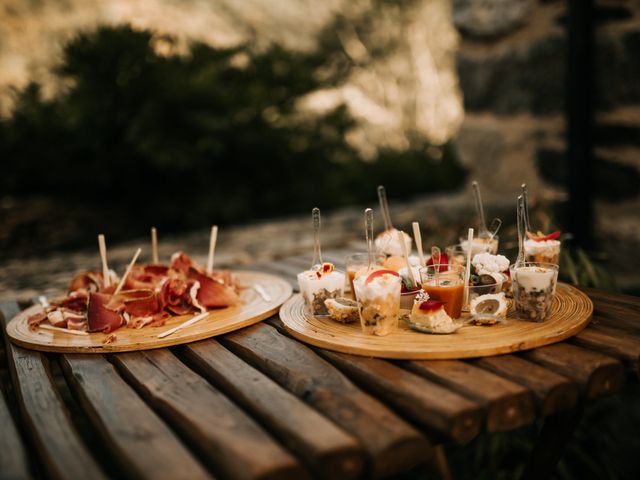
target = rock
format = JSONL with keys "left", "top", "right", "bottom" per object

{"left": 453, "top": 0, "right": 533, "bottom": 38}
{"left": 457, "top": 34, "right": 566, "bottom": 114}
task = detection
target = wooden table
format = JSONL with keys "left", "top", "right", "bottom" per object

{"left": 1, "top": 248, "right": 639, "bottom": 480}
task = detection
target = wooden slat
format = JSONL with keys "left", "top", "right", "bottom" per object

{"left": 60, "top": 354, "right": 212, "bottom": 480}
{"left": 521, "top": 343, "right": 625, "bottom": 399}
{"left": 0, "top": 302, "right": 107, "bottom": 480}
{"left": 404, "top": 360, "right": 536, "bottom": 432}
{"left": 112, "top": 349, "right": 304, "bottom": 480}
{"left": 220, "top": 323, "right": 431, "bottom": 479}
{"left": 317, "top": 350, "right": 483, "bottom": 443}
{"left": 0, "top": 376, "right": 31, "bottom": 480}
{"left": 579, "top": 286, "right": 640, "bottom": 309}
{"left": 181, "top": 340, "right": 364, "bottom": 480}
{"left": 472, "top": 355, "right": 579, "bottom": 416}
{"left": 570, "top": 325, "right": 640, "bottom": 377}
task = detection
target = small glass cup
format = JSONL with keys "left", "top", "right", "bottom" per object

{"left": 510, "top": 262, "right": 559, "bottom": 322}
{"left": 445, "top": 244, "right": 467, "bottom": 273}
{"left": 524, "top": 239, "right": 561, "bottom": 265}
{"left": 353, "top": 273, "right": 401, "bottom": 336}
{"left": 345, "top": 252, "right": 386, "bottom": 298}
{"left": 419, "top": 265, "right": 465, "bottom": 319}
{"left": 297, "top": 270, "right": 345, "bottom": 316}
{"left": 459, "top": 236, "right": 499, "bottom": 256}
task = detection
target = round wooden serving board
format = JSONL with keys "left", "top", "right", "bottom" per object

{"left": 6, "top": 271, "right": 292, "bottom": 353}
{"left": 280, "top": 282, "right": 593, "bottom": 360}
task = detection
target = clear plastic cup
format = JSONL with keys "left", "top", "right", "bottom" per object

{"left": 419, "top": 265, "right": 465, "bottom": 319}
{"left": 345, "top": 252, "right": 386, "bottom": 298}
{"left": 510, "top": 262, "right": 559, "bottom": 322}
{"left": 353, "top": 273, "right": 401, "bottom": 336}
{"left": 459, "top": 236, "right": 499, "bottom": 256}
{"left": 524, "top": 239, "right": 561, "bottom": 265}
{"left": 297, "top": 270, "right": 345, "bottom": 316}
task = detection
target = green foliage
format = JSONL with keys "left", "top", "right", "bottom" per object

{"left": 0, "top": 25, "right": 466, "bottom": 236}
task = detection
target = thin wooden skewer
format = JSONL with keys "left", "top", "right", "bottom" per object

{"left": 98, "top": 234, "right": 111, "bottom": 288}
{"left": 412, "top": 222, "right": 426, "bottom": 267}
{"left": 114, "top": 248, "right": 141, "bottom": 295}
{"left": 206, "top": 225, "right": 218, "bottom": 276}
{"left": 157, "top": 311, "right": 209, "bottom": 339}
{"left": 463, "top": 228, "right": 474, "bottom": 308}
{"left": 39, "top": 324, "right": 89, "bottom": 336}
{"left": 151, "top": 227, "right": 159, "bottom": 264}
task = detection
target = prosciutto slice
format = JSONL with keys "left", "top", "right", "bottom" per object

{"left": 188, "top": 270, "right": 240, "bottom": 308}
{"left": 170, "top": 251, "right": 193, "bottom": 275}
{"left": 106, "top": 290, "right": 159, "bottom": 318}
{"left": 87, "top": 292, "right": 124, "bottom": 333}
{"left": 27, "top": 311, "right": 48, "bottom": 329}
{"left": 124, "top": 265, "right": 169, "bottom": 291}
{"left": 51, "top": 291, "right": 89, "bottom": 313}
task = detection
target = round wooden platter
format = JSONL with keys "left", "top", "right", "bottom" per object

{"left": 280, "top": 282, "right": 593, "bottom": 360}
{"left": 6, "top": 271, "right": 292, "bottom": 353}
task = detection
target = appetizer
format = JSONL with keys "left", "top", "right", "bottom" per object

{"left": 298, "top": 262, "right": 345, "bottom": 316}
{"left": 324, "top": 297, "right": 360, "bottom": 323}
{"left": 28, "top": 251, "right": 241, "bottom": 334}
{"left": 511, "top": 263, "right": 558, "bottom": 322}
{"left": 524, "top": 230, "right": 561, "bottom": 265}
{"left": 353, "top": 269, "right": 402, "bottom": 336}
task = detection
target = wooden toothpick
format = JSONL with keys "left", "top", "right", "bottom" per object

{"left": 114, "top": 248, "right": 141, "bottom": 295}
{"left": 412, "top": 222, "right": 426, "bottom": 267}
{"left": 98, "top": 234, "right": 111, "bottom": 288}
{"left": 206, "top": 225, "right": 218, "bottom": 275}
{"left": 151, "top": 227, "right": 159, "bottom": 264}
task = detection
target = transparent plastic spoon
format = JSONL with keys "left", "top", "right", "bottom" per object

{"left": 488, "top": 218, "right": 502, "bottom": 239}
{"left": 431, "top": 246, "right": 441, "bottom": 285}
{"left": 516, "top": 195, "right": 526, "bottom": 268}
{"left": 472, "top": 181, "right": 489, "bottom": 237}
{"left": 365, "top": 208, "right": 374, "bottom": 271}
{"left": 521, "top": 183, "right": 531, "bottom": 233}
{"left": 377, "top": 185, "right": 393, "bottom": 231}
{"left": 311, "top": 207, "right": 323, "bottom": 270}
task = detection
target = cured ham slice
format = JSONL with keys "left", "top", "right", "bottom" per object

{"left": 27, "top": 311, "right": 48, "bottom": 329}
{"left": 106, "top": 290, "right": 159, "bottom": 318}
{"left": 87, "top": 292, "right": 124, "bottom": 333}
{"left": 124, "top": 265, "right": 169, "bottom": 291}
{"left": 158, "top": 277, "right": 197, "bottom": 315}
{"left": 188, "top": 270, "right": 240, "bottom": 308}
{"left": 47, "top": 310, "right": 67, "bottom": 328}
{"left": 52, "top": 291, "right": 89, "bottom": 313}
{"left": 170, "top": 251, "right": 193, "bottom": 275}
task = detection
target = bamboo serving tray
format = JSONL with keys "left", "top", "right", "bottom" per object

{"left": 6, "top": 271, "right": 292, "bottom": 353}
{"left": 280, "top": 282, "right": 593, "bottom": 359}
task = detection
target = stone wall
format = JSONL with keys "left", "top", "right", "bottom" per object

{"left": 452, "top": 0, "right": 640, "bottom": 290}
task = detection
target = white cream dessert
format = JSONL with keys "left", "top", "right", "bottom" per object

{"left": 297, "top": 263, "right": 345, "bottom": 316}
{"left": 353, "top": 270, "right": 401, "bottom": 336}
{"left": 409, "top": 298, "right": 458, "bottom": 333}
{"left": 511, "top": 265, "right": 558, "bottom": 322}
{"left": 471, "top": 252, "right": 510, "bottom": 284}
{"left": 375, "top": 229, "right": 412, "bottom": 257}
{"left": 524, "top": 239, "right": 561, "bottom": 264}
{"left": 460, "top": 237, "right": 499, "bottom": 256}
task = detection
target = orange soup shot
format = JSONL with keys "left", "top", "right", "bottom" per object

{"left": 419, "top": 265, "right": 464, "bottom": 319}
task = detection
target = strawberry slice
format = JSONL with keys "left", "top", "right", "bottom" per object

{"left": 527, "top": 230, "right": 561, "bottom": 242}
{"left": 426, "top": 253, "right": 450, "bottom": 272}
{"left": 419, "top": 300, "right": 446, "bottom": 311}
{"left": 365, "top": 269, "right": 400, "bottom": 284}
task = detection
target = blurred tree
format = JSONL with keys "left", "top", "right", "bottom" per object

{"left": 0, "top": 25, "right": 466, "bottom": 240}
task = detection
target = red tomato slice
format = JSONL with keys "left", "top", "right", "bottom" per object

{"left": 365, "top": 269, "right": 400, "bottom": 284}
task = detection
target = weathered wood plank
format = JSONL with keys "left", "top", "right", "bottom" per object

{"left": 569, "top": 325, "right": 640, "bottom": 377}
{"left": 61, "top": 354, "right": 212, "bottom": 480}
{"left": 0, "top": 307, "right": 32, "bottom": 480}
{"left": 180, "top": 340, "right": 364, "bottom": 480}
{"left": 112, "top": 350, "right": 304, "bottom": 480}
{"left": 404, "top": 360, "right": 536, "bottom": 432}
{"left": 220, "top": 323, "right": 431, "bottom": 479}
{"left": 252, "top": 261, "right": 300, "bottom": 289}
{"left": 521, "top": 343, "right": 625, "bottom": 399}
{"left": 0, "top": 302, "right": 107, "bottom": 480}
{"left": 472, "top": 355, "right": 579, "bottom": 416}
{"left": 316, "top": 350, "right": 483, "bottom": 443}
